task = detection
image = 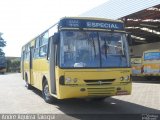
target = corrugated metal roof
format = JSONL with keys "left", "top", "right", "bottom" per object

{"left": 80, "top": 0, "right": 160, "bottom": 19}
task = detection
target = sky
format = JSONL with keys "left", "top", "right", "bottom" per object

{"left": 0, "top": 0, "right": 108, "bottom": 57}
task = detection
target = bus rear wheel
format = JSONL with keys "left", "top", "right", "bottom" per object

{"left": 25, "top": 75, "right": 32, "bottom": 90}
{"left": 42, "top": 81, "right": 54, "bottom": 103}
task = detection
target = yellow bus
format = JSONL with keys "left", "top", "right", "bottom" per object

{"left": 142, "top": 49, "right": 160, "bottom": 78}
{"left": 21, "top": 17, "right": 132, "bottom": 103}
{"left": 131, "top": 56, "right": 142, "bottom": 76}
{"left": 0, "top": 56, "right": 6, "bottom": 74}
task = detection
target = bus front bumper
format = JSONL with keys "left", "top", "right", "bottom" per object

{"left": 57, "top": 82, "right": 132, "bottom": 99}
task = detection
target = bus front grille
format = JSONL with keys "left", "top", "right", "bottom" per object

{"left": 84, "top": 79, "right": 115, "bottom": 85}
{"left": 87, "top": 87, "right": 115, "bottom": 96}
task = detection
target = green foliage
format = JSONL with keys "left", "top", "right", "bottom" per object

{"left": 0, "top": 39, "right": 6, "bottom": 47}
{"left": 0, "top": 49, "right": 5, "bottom": 56}
{"left": 0, "top": 35, "right": 6, "bottom": 56}
{"left": 6, "top": 58, "right": 20, "bottom": 72}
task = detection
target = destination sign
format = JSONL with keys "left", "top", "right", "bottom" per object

{"left": 59, "top": 18, "right": 124, "bottom": 30}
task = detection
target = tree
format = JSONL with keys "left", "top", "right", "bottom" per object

{"left": 0, "top": 33, "right": 6, "bottom": 56}
{"left": 6, "top": 58, "right": 20, "bottom": 72}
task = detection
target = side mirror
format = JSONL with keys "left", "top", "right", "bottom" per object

{"left": 49, "top": 32, "right": 60, "bottom": 44}
{"left": 127, "top": 33, "right": 132, "bottom": 46}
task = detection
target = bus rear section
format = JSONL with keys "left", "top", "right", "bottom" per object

{"left": 0, "top": 56, "right": 6, "bottom": 74}
{"left": 142, "top": 49, "right": 160, "bottom": 78}
{"left": 131, "top": 56, "right": 142, "bottom": 76}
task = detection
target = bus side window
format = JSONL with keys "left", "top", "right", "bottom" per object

{"left": 24, "top": 44, "right": 30, "bottom": 61}
{"left": 34, "top": 37, "right": 40, "bottom": 58}
{"left": 39, "top": 32, "right": 48, "bottom": 57}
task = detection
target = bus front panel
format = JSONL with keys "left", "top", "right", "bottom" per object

{"left": 55, "top": 68, "right": 131, "bottom": 99}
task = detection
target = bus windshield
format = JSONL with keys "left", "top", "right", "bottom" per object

{"left": 144, "top": 52, "right": 160, "bottom": 60}
{"left": 60, "top": 31, "right": 130, "bottom": 68}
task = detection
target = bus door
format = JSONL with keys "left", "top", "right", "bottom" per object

{"left": 49, "top": 36, "right": 57, "bottom": 94}
{"left": 29, "top": 47, "right": 34, "bottom": 85}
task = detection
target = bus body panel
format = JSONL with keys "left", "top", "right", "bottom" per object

{"left": 23, "top": 58, "right": 50, "bottom": 91}
{"left": 142, "top": 49, "right": 160, "bottom": 77}
{"left": 131, "top": 57, "right": 142, "bottom": 76}
{"left": 23, "top": 60, "right": 30, "bottom": 82}
{"left": 32, "top": 58, "right": 49, "bottom": 90}
{"left": 21, "top": 17, "right": 132, "bottom": 100}
{"left": 132, "top": 64, "right": 142, "bottom": 76}
{"left": 54, "top": 68, "right": 131, "bottom": 99}
{"left": 143, "top": 62, "right": 160, "bottom": 76}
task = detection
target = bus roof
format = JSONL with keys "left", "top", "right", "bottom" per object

{"left": 22, "top": 16, "right": 125, "bottom": 49}
{"left": 60, "top": 17, "right": 123, "bottom": 23}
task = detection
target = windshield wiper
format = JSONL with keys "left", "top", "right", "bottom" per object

{"left": 88, "top": 32, "right": 97, "bottom": 58}
{"left": 103, "top": 37, "right": 108, "bottom": 59}
{"left": 92, "top": 37, "right": 96, "bottom": 58}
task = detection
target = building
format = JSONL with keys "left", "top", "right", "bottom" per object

{"left": 80, "top": 0, "right": 160, "bottom": 56}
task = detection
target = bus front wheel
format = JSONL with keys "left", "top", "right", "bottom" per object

{"left": 42, "top": 80, "right": 54, "bottom": 103}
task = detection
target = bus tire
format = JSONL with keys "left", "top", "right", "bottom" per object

{"left": 42, "top": 80, "right": 54, "bottom": 103}
{"left": 25, "top": 74, "right": 33, "bottom": 90}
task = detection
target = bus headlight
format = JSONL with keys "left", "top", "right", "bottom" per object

{"left": 120, "top": 77, "right": 124, "bottom": 81}
{"left": 73, "top": 78, "right": 78, "bottom": 83}
{"left": 65, "top": 77, "right": 71, "bottom": 83}
{"left": 124, "top": 76, "right": 130, "bottom": 81}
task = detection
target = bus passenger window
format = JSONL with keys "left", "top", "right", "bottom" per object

{"left": 39, "top": 32, "right": 48, "bottom": 57}
{"left": 34, "top": 38, "right": 40, "bottom": 58}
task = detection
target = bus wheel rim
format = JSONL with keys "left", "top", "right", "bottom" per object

{"left": 44, "top": 85, "right": 50, "bottom": 99}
